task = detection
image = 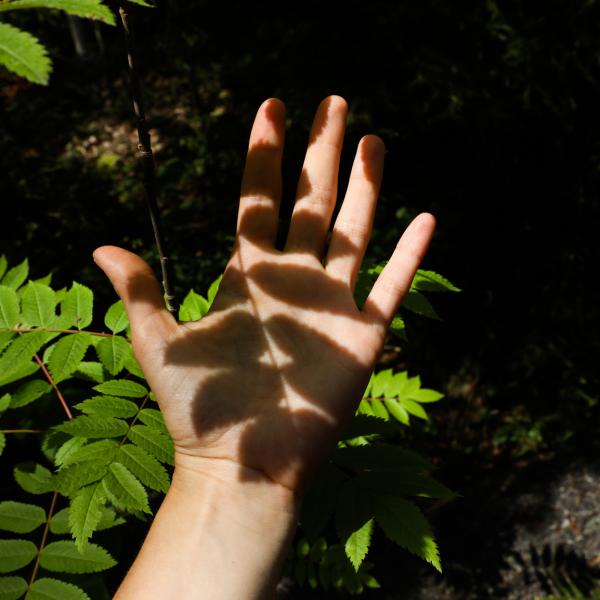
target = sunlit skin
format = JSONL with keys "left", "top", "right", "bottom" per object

{"left": 94, "top": 96, "right": 436, "bottom": 599}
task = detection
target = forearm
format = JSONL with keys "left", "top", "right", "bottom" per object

{"left": 114, "top": 454, "right": 299, "bottom": 600}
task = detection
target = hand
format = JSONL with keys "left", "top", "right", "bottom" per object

{"left": 93, "top": 95, "right": 435, "bottom": 495}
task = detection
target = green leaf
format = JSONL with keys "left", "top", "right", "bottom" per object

{"left": 178, "top": 290, "right": 209, "bottom": 322}
{"left": 369, "top": 398, "right": 389, "bottom": 420}
{"left": 0, "top": 258, "right": 28, "bottom": 290}
{"left": 0, "top": 332, "right": 46, "bottom": 381}
{"left": 128, "top": 425, "right": 174, "bottom": 466}
{"left": 409, "top": 389, "right": 444, "bottom": 403}
{"left": 399, "top": 398, "right": 429, "bottom": 421}
{"left": 207, "top": 275, "right": 222, "bottom": 306}
{"left": 0, "top": 0, "right": 115, "bottom": 24}
{"left": 69, "top": 483, "right": 107, "bottom": 550}
{"left": 61, "top": 439, "right": 119, "bottom": 468}
{"left": 21, "top": 282, "right": 56, "bottom": 327}
{"left": 74, "top": 395, "right": 138, "bottom": 419}
{"left": 0, "top": 393, "right": 9, "bottom": 412}
{"left": 342, "top": 415, "right": 401, "bottom": 439}
{"left": 102, "top": 463, "right": 150, "bottom": 513}
{"left": 54, "top": 437, "right": 87, "bottom": 467}
{"left": 374, "top": 496, "right": 441, "bottom": 572}
{"left": 371, "top": 369, "right": 393, "bottom": 398}
{"left": 0, "top": 256, "right": 6, "bottom": 281}
{"left": 54, "top": 462, "right": 108, "bottom": 497}
{"left": 0, "top": 501, "right": 45, "bottom": 533}
{"left": 0, "top": 433, "right": 5, "bottom": 457}
{"left": 14, "top": 463, "right": 54, "bottom": 494}
{"left": 126, "top": 0, "right": 154, "bottom": 7}
{"left": 74, "top": 361, "right": 105, "bottom": 383}
{"left": 9, "top": 379, "right": 51, "bottom": 409}
{"left": 123, "top": 353, "right": 144, "bottom": 378}
{"left": 40, "top": 540, "right": 116, "bottom": 573}
{"left": 0, "top": 539, "right": 37, "bottom": 573}
{"left": 0, "top": 286, "right": 19, "bottom": 329}
{"left": 48, "top": 333, "right": 92, "bottom": 383}
{"left": 93, "top": 379, "right": 147, "bottom": 398}
{"left": 401, "top": 290, "right": 440, "bottom": 320}
{"left": 96, "top": 336, "right": 130, "bottom": 375}
{"left": 137, "top": 408, "right": 168, "bottom": 434}
{"left": 60, "top": 283, "right": 93, "bottom": 329}
{"left": 385, "top": 399, "right": 410, "bottom": 425}
{"left": 0, "top": 576, "right": 27, "bottom": 599}
{"left": 412, "top": 269, "right": 461, "bottom": 293}
{"left": 345, "top": 519, "right": 373, "bottom": 572}
{"left": 117, "top": 444, "right": 170, "bottom": 493}
{"left": 0, "top": 361, "right": 39, "bottom": 387}
{"left": 51, "top": 505, "right": 124, "bottom": 535}
{"left": 55, "top": 415, "right": 128, "bottom": 438}
{"left": 104, "top": 300, "right": 128, "bottom": 333}
{"left": 27, "top": 578, "right": 90, "bottom": 600}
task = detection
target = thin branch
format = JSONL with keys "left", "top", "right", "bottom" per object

{"left": 0, "top": 429, "right": 43, "bottom": 434}
{"left": 28, "top": 491, "right": 58, "bottom": 590}
{"left": 118, "top": 2, "right": 178, "bottom": 316}
{"left": 118, "top": 393, "right": 150, "bottom": 447}
{"left": 34, "top": 355, "right": 73, "bottom": 420}
{"left": 2, "top": 326, "right": 115, "bottom": 339}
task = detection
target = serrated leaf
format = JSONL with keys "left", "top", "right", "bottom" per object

{"left": 104, "top": 300, "right": 128, "bottom": 333}
{"left": 40, "top": 540, "right": 116, "bottom": 573}
{"left": 374, "top": 496, "right": 441, "bottom": 571}
{"left": 412, "top": 269, "right": 461, "bottom": 292}
{"left": 21, "top": 282, "right": 56, "bottom": 327}
{"left": 0, "top": 0, "right": 115, "bottom": 25}
{"left": 401, "top": 290, "right": 440, "bottom": 320}
{"left": 48, "top": 333, "right": 92, "bottom": 383}
{"left": 399, "top": 398, "right": 429, "bottom": 420}
{"left": 117, "top": 444, "right": 170, "bottom": 493}
{"left": 178, "top": 290, "right": 209, "bottom": 322}
{"left": 102, "top": 462, "right": 150, "bottom": 513}
{"left": 60, "top": 283, "right": 93, "bottom": 329}
{"left": 137, "top": 408, "right": 168, "bottom": 434}
{"left": 0, "top": 286, "right": 19, "bottom": 329}
{"left": 27, "top": 577, "right": 90, "bottom": 600}
{"left": 14, "top": 463, "right": 53, "bottom": 494}
{"left": 93, "top": 379, "right": 147, "bottom": 398}
{"left": 61, "top": 439, "right": 119, "bottom": 468}
{"left": 0, "top": 539, "right": 37, "bottom": 572}
{"left": 74, "top": 395, "right": 138, "bottom": 418}
{"left": 50, "top": 505, "right": 124, "bottom": 536}
{"left": 0, "top": 256, "right": 6, "bottom": 281}
{"left": 0, "top": 332, "right": 46, "bottom": 381}
{"left": 345, "top": 519, "right": 373, "bottom": 572}
{"left": 385, "top": 399, "right": 410, "bottom": 425}
{"left": 55, "top": 415, "right": 128, "bottom": 438}
{"left": 0, "top": 501, "right": 45, "bottom": 533}
{"left": 371, "top": 369, "right": 393, "bottom": 398}
{"left": 123, "top": 352, "right": 144, "bottom": 378}
{"left": 409, "top": 389, "right": 444, "bottom": 403}
{"left": 96, "top": 336, "right": 130, "bottom": 375}
{"left": 40, "top": 431, "right": 69, "bottom": 464}
{"left": 127, "top": 424, "right": 174, "bottom": 466}
{"left": 9, "top": 379, "right": 51, "bottom": 409}
{"left": 0, "top": 361, "right": 39, "bottom": 387}
{"left": 54, "top": 462, "right": 108, "bottom": 497}
{"left": 74, "top": 361, "right": 105, "bottom": 383}
{"left": 54, "top": 437, "right": 87, "bottom": 467}
{"left": 69, "top": 483, "right": 107, "bottom": 550}
{"left": 0, "top": 576, "right": 27, "bottom": 599}
{"left": 0, "top": 258, "right": 28, "bottom": 290}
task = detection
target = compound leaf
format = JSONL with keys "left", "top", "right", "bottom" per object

{"left": 127, "top": 425, "right": 174, "bottom": 466}
{"left": 117, "top": 444, "right": 170, "bottom": 493}
{"left": 102, "top": 462, "right": 150, "bottom": 513}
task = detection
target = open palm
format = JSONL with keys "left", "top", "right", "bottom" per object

{"left": 93, "top": 96, "right": 435, "bottom": 493}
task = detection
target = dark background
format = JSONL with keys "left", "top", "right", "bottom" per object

{"left": 1, "top": 1, "right": 599, "bottom": 597}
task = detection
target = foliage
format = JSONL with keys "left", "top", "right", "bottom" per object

{"left": 0, "top": 0, "right": 152, "bottom": 85}
{"left": 0, "top": 255, "right": 458, "bottom": 596}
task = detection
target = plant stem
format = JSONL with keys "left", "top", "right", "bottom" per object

{"left": 118, "top": 393, "right": 150, "bottom": 447}
{"left": 27, "top": 491, "right": 58, "bottom": 591}
{"left": 1, "top": 326, "right": 115, "bottom": 338}
{"left": 0, "top": 429, "right": 43, "bottom": 434}
{"left": 118, "top": 2, "right": 177, "bottom": 316}
{"left": 34, "top": 354, "right": 73, "bottom": 420}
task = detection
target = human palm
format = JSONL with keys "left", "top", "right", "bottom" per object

{"left": 93, "top": 96, "right": 435, "bottom": 493}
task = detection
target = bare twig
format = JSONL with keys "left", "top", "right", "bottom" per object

{"left": 118, "top": 2, "right": 177, "bottom": 315}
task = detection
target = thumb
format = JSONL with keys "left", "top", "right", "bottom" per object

{"left": 92, "top": 245, "right": 177, "bottom": 340}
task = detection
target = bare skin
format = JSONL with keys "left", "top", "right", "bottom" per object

{"left": 94, "top": 95, "right": 436, "bottom": 599}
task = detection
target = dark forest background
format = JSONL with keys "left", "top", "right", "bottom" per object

{"left": 1, "top": 1, "right": 599, "bottom": 597}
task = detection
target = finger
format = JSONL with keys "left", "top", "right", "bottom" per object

{"left": 92, "top": 245, "right": 177, "bottom": 341}
{"left": 324, "top": 135, "right": 385, "bottom": 290}
{"left": 362, "top": 213, "right": 436, "bottom": 337}
{"left": 237, "top": 98, "right": 286, "bottom": 247}
{"left": 284, "top": 95, "right": 347, "bottom": 256}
